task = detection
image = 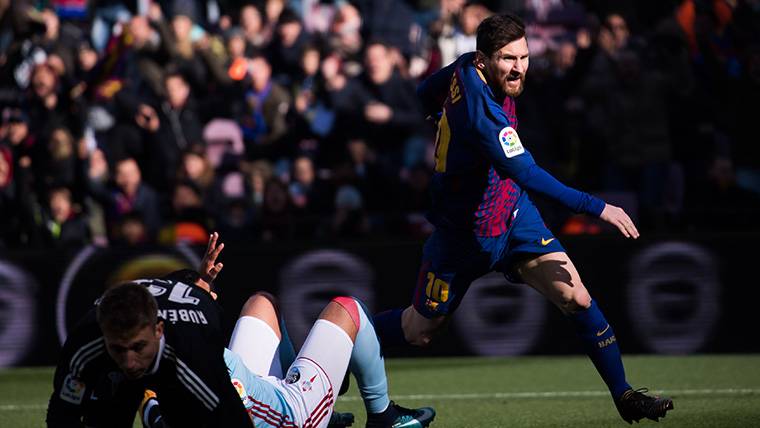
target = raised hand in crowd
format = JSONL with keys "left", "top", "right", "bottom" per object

{"left": 135, "top": 104, "right": 160, "bottom": 132}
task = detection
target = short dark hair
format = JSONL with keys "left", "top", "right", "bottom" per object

{"left": 47, "top": 185, "right": 72, "bottom": 202}
{"left": 476, "top": 13, "right": 526, "bottom": 57}
{"left": 163, "top": 67, "right": 188, "bottom": 85}
{"left": 97, "top": 282, "right": 158, "bottom": 337}
{"left": 277, "top": 7, "right": 301, "bottom": 26}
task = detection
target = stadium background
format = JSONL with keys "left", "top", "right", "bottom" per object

{"left": 0, "top": 232, "right": 758, "bottom": 366}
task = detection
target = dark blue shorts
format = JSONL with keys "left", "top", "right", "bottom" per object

{"left": 412, "top": 193, "right": 565, "bottom": 318}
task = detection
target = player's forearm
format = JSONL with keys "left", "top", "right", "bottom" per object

{"left": 514, "top": 164, "right": 605, "bottom": 216}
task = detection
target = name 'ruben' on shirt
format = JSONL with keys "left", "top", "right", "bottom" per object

{"left": 158, "top": 309, "right": 208, "bottom": 325}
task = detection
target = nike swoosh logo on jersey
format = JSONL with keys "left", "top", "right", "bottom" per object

{"left": 596, "top": 324, "right": 610, "bottom": 337}
{"left": 541, "top": 237, "right": 555, "bottom": 246}
{"left": 513, "top": 209, "right": 519, "bottom": 219}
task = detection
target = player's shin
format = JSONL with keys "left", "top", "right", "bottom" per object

{"left": 569, "top": 300, "right": 631, "bottom": 399}
{"left": 347, "top": 299, "right": 391, "bottom": 414}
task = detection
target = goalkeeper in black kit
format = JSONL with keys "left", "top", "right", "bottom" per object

{"left": 47, "top": 234, "right": 253, "bottom": 427}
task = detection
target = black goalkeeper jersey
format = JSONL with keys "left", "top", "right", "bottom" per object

{"left": 47, "top": 274, "right": 253, "bottom": 428}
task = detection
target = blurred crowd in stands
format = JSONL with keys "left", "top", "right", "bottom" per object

{"left": 1, "top": 0, "right": 760, "bottom": 249}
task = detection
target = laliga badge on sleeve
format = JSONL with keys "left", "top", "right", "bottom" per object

{"left": 499, "top": 126, "right": 524, "bottom": 158}
{"left": 232, "top": 378, "right": 253, "bottom": 409}
{"left": 232, "top": 378, "right": 246, "bottom": 399}
{"left": 60, "top": 374, "right": 86, "bottom": 405}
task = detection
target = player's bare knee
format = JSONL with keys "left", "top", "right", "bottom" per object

{"left": 330, "top": 296, "right": 362, "bottom": 329}
{"left": 317, "top": 297, "right": 360, "bottom": 341}
{"left": 240, "top": 291, "right": 279, "bottom": 318}
{"left": 558, "top": 287, "right": 591, "bottom": 314}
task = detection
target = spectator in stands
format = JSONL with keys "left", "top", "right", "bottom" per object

{"left": 158, "top": 180, "right": 211, "bottom": 245}
{"left": 113, "top": 211, "right": 151, "bottom": 246}
{"left": 298, "top": 0, "right": 338, "bottom": 35}
{"left": 268, "top": 8, "right": 311, "bottom": 86}
{"left": 333, "top": 138, "right": 387, "bottom": 215}
{"left": 319, "top": 50, "right": 361, "bottom": 143}
{"left": 291, "top": 43, "right": 332, "bottom": 141}
{"left": 438, "top": 2, "right": 493, "bottom": 67}
{"left": 264, "top": 0, "right": 288, "bottom": 44}
{"left": 296, "top": 48, "right": 348, "bottom": 164}
{"left": 296, "top": 43, "right": 322, "bottom": 96}
{"left": 177, "top": 149, "right": 215, "bottom": 197}
{"left": 70, "top": 38, "right": 99, "bottom": 99}
{"left": 340, "top": 40, "right": 428, "bottom": 177}
{"left": 238, "top": 3, "right": 269, "bottom": 49}
{"left": 39, "top": 186, "right": 91, "bottom": 247}
{"left": 117, "top": 14, "right": 166, "bottom": 97}
{"left": 604, "top": 13, "right": 632, "bottom": 52}
{"left": 81, "top": 147, "right": 109, "bottom": 243}
{"left": 326, "top": 3, "right": 363, "bottom": 65}
{"left": 214, "top": 171, "right": 259, "bottom": 243}
{"left": 141, "top": 69, "right": 205, "bottom": 192}
{"left": 244, "top": 159, "right": 274, "bottom": 213}
{"left": 27, "top": 61, "right": 80, "bottom": 142}
{"left": 89, "top": 0, "right": 133, "bottom": 53}
{"left": 237, "top": 52, "right": 292, "bottom": 161}
{"left": 224, "top": 26, "right": 248, "bottom": 64}
{"left": 0, "top": 145, "right": 19, "bottom": 247}
{"left": 38, "top": 127, "right": 81, "bottom": 194}
{"left": 1, "top": 137, "right": 38, "bottom": 247}
{"left": 88, "top": 156, "right": 161, "bottom": 242}
{"left": 260, "top": 176, "right": 295, "bottom": 241}
{"left": 165, "top": 3, "right": 211, "bottom": 92}
{"left": 331, "top": 184, "right": 370, "bottom": 238}
{"left": 353, "top": 0, "right": 419, "bottom": 60}
{"left": 34, "top": 8, "right": 80, "bottom": 74}
{"left": 289, "top": 154, "right": 333, "bottom": 235}
{"left": 1, "top": 108, "right": 36, "bottom": 168}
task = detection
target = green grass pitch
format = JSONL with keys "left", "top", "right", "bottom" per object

{"left": 2, "top": 355, "right": 759, "bottom": 427}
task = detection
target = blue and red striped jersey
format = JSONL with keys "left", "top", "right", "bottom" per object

{"left": 418, "top": 53, "right": 604, "bottom": 237}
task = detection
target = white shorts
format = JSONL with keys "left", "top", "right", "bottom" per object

{"left": 229, "top": 316, "right": 284, "bottom": 377}
{"left": 229, "top": 317, "right": 353, "bottom": 428}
